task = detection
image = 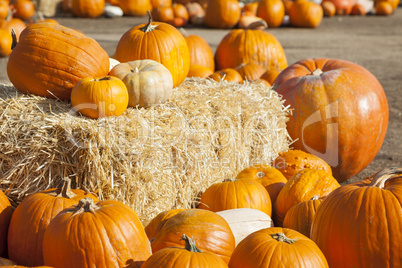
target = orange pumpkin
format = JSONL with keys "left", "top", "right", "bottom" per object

{"left": 235, "top": 62, "right": 267, "bottom": 81}
{"left": 311, "top": 167, "right": 402, "bottom": 267}
{"left": 0, "top": 12, "right": 26, "bottom": 42}
{"left": 375, "top": 1, "right": 394, "bottom": 14}
{"left": 350, "top": 3, "right": 367, "bottom": 15}
{"left": 273, "top": 58, "right": 389, "bottom": 182}
{"left": 229, "top": 227, "right": 329, "bottom": 267}
{"left": 0, "top": 1, "right": 9, "bottom": 20}
{"left": 181, "top": 29, "right": 215, "bottom": 72}
{"left": 43, "top": 198, "right": 152, "bottom": 268}
{"left": 324, "top": 0, "right": 356, "bottom": 14}
{"left": 0, "top": 28, "right": 12, "bottom": 57}
{"left": 273, "top": 168, "right": 340, "bottom": 226}
{"left": 235, "top": 164, "right": 287, "bottom": 206}
{"left": 12, "top": 0, "right": 35, "bottom": 20}
{"left": 321, "top": 0, "right": 336, "bottom": 16}
{"left": 142, "top": 234, "right": 228, "bottom": 268}
{"left": 288, "top": 0, "right": 323, "bottom": 28}
{"left": 273, "top": 149, "right": 333, "bottom": 180}
{"left": 0, "top": 189, "right": 12, "bottom": 258}
{"left": 204, "top": 0, "right": 241, "bottom": 29}
{"left": 187, "top": 64, "right": 214, "bottom": 78}
{"left": 7, "top": 22, "right": 109, "bottom": 101}
{"left": 7, "top": 178, "right": 98, "bottom": 266}
{"left": 198, "top": 179, "right": 272, "bottom": 216}
{"left": 145, "top": 208, "right": 188, "bottom": 240}
{"left": 375, "top": 0, "right": 399, "bottom": 9}
{"left": 149, "top": 209, "right": 235, "bottom": 264}
{"left": 260, "top": 68, "right": 282, "bottom": 85}
{"left": 151, "top": 0, "right": 171, "bottom": 8}
{"left": 118, "top": 0, "right": 152, "bottom": 16}
{"left": 71, "top": 0, "right": 105, "bottom": 18}
{"left": 114, "top": 11, "right": 190, "bottom": 88}
{"left": 171, "top": 3, "right": 189, "bottom": 27}
{"left": 209, "top": 68, "right": 244, "bottom": 83}
{"left": 215, "top": 28, "right": 287, "bottom": 71}
{"left": 256, "top": 0, "right": 285, "bottom": 28}
{"left": 151, "top": 6, "right": 174, "bottom": 22}
{"left": 283, "top": 195, "right": 325, "bottom": 237}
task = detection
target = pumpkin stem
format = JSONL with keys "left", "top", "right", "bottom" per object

{"left": 179, "top": 27, "right": 189, "bottom": 37}
{"left": 256, "top": 171, "right": 265, "bottom": 178}
{"left": 96, "top": 76, "right": 112, "bottom": 81}
{"left": 11, "top": 29, "right": 17, "bottom": 50}
{"left": 47, "top": 178, "right": 77, "bottom": 199}
{"left": 74, "top": 197, "right": 98, "bottom": 214}
{"left": 311, "top": 69, "right": 323, "bottom": 76}
{"left": 181, "top": 234, "right": 202, "bottom": 253}
{"left": 140, "top": 10, "right": 157, "bottom": 33}
{"left": 369, "top": 167, "right": 402, "bottom": 188}
{"left": 270, "top": 233, "right": 297, "bottom": 244}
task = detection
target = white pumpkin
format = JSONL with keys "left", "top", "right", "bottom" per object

{"left": 216, "top": 208, "right": 274, "bottom": 246}
{"left": 104, "top": 4, "right": 124, "bottom": 18}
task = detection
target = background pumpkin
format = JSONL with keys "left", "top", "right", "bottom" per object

{"left": 209, "top": 68, "right": 243, "bottom": 83}
{"left": 0, "top": 28, "right": 12, "bottom": 57}
{"left": 118, "top": 0, "right": 152, "bottom": 16}
{"left": 256, "top": 0, "right": 285, "bottom": 28}
{"left": 273, "top": 58, "right": 389, "bottom": 182}
{"left": 71, "top": 0, "right": 105, "bottom": 18}
{"left": 288, "top": 0, "right": 323, "bottom": 28}
{"left": 204, "top": 0, "right": 241, "bottom": 29}
{"left": 181, "top": 29, "right": 215, "bottom": 72}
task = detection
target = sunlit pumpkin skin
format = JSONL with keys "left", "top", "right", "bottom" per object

{"left": 273, "top": 150, "right": 333, "bottom": 180}
{"left": 375, "top": 0, "right": 399, "bottom": 9}
{"left": 260, "top": 68, "right": 282, "bottom": 85}
{"left": 375, "top": 1, "right": 394, "bottom": 14}
{"left": 209, "top": 68, "right": 243, "bottom": 83}
{"left": 187, "top": 64, "right": 214, "bottom": 78}
{"left": 310, "top": 167, "right": 402, "bottom": 268}
{"left": 115, "top": 12, "right": 190, "bottom": 88}
{"left": 273, "top": 58, "right": 389, "bottom": 182}
{"left": 235, "top": 62, "right": 267, "bottom": 81}
{"left": 7, "top": 23, "right": 109, "bottom": 101}
{"left": 12, "top": 0, "right": 35, "bottom": 20}
{"left": 235, "top": 164, "right": 287, "bottom": 206}
{"left": 0, "top": 1, "right": 9, "bottom": 20}
{"left": 198, "top": 179, "right": 272, "bottom": 216}
{"left": 145, "top": 208, "right": 188, "bottom": 240}
{"left": 0, "top": 28, "right": 12, "bottom": 57}
{"left": 142, "top": 234, "right": 228, "bottom": 268}
{"left": 229, "top": 227, "right": 329, "bottom": 268}
{"left": 71, "top": 0, "right": 105, "bottom": 18}
{"left": 0, "top": 189, "right": 12, "bottom": 257}
{"left": 273, "top": 168, "right": 340, "bottom": 227}
{"left": 109, "top": 59, "right": 173, "bottom": 108}
{"left": 43, "top": 198, "right": 152, "bottom": 268}
{"left": 118, "top": 0, "right": 152, "bottom": 16}
{"left": 215, "top": 29, "right": 287, "bottom": 71}
{"left": 150, "top": 209, "right": 235, "bottom": 264}
{"left": 204, "top": 0, "right": 241, "bottom": 29}
{"left": 7, "top": 179, "right": 98, "bottom": 266}
{"left": 289, "top": 0, "right": 323, "bottom": 28}
{"left": 181, "top": 29, "right": 215, "bottom": 72}
{"left": 151, "top": 0, "right": 172, "bottom": 8}
{"left": 321, "top": 0, "right": 336, "bottom": 16}
{"left": 256, "top": 0, "right": 285, "bottom": 28}
{"left": 283, "top": 195, "right": 325, "bottom": 238}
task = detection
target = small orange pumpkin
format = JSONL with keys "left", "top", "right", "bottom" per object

{"left": 187, "top": 64, "right": 214, "bottom": 78}
{"left": 288, "top": 0, "right": 323, "bottom": 28}
{"left": 256, "top": 0, "right": 285, "bottom": 28}
{"left": 235, "top": 62, "right": 267, "bottom": 81}
{"left": 375, "top": 1, "right": 394, "bottom": 14}
{"left": 260, "top": 68, "right": 282, "bottom": 85}
{"left": 209, "top": 68, "right": 244, "bottom": 83}
{"left": 321, "top": 1, "right": 336, "bottom": 16}
{"left": 71, "top": 0, "right": 105, "bottom": 18}
{"left": 204, "top": 0, "right": 241, "bottom": 29}
{"left": 0, "top": 28, "right": 12, "bottom": 57}
{"left": 12, "top": 0, "right": 35, "bottom": 20}
{"left": 118, "top": 0, "right": 152, "bottom": 16}
{"left": 350, "top": 3, "right": 367, "bottom": 15}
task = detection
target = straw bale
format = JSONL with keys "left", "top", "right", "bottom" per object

{"left": 0, "top": 78, "right": 291, "bottom": 224}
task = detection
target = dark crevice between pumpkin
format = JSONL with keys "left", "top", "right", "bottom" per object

{"left": 96, "top": 76, "right": 112, "bottom": 81}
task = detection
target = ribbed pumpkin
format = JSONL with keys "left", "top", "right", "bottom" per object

{"left": 235, "top": 164, "right": 287, "bottom": 205}
{"left": 235, "top": 62, "right": 267, "bottom": 81}
{"left": 310, "top": 167, "right": 402, "bottom": 267}
{"left": 181, "top": 29, "right": 215, "bottom": 72}
{"left": 260, "top": 68, "right": 282, "bottom": 85}
{"left": 256, "top": 0, "right": 285, "bottom": 28}
{"left": 109, "top": 59, "right": 173, "bottom": 108}
{"left": 71, "top": 0, "right": 105, "bottom": 18}
{"left": 7, "top": 178, "right": 98, "bottom": 266}
{"left": 149, "top": 209, "right": 235, "bottom": 264}
{"left": 209, "top": 68, "right": 243, "bottom": 83}
{"left": 187, "top": 64, "right": 214, "bottom": 78}
{"left": 273, "top": 150, "right": 333, "bottom": 180}
{"left": 198, "top": 179, "right": 272, "bottom": 216}
{"left": 283, "top": 195, "right": 325, "bottom": 237}
{"left": 118, "top": 0, "right": 152, "bottom": 16}
{"left": 0, "top": 189, "right": 12, "bottom": 258}
{"left": 273, "top": 168, "right": 340, "bottom": 227}
{"left": 7, "top": 22, "right": 109, "bottom": 101}
{"left": 114, "top": 11, "right": 190, "bottom": 88}
{"left": 145, "top": 208, "right": 188, "bottom": 240}
{"left": 229, "top": 227, "right": 328, "bottom": 267}
{"left": 204, "top": 0, "right": 241, "bottom": 29}
{"left": 288, "top": 0, "right": 323, "bottom": 28}
{"left": 142, "top": 234, "right": 228, "bottom": 268}
{"left": 215, "top": 28, "right": 287, "bottom": 71}
{"left": 43, "top": 198, "right": 152, "bottom": 268}
{"left": 273, "top": 58, "right": 389, "bottom": 182}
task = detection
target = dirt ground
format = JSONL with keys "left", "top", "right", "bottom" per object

{"left": 0, "top": 9, "right": 401, "bottom": 184}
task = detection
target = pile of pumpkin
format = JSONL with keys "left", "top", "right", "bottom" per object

{"left": 0, "top": 150, "right": 400, "bottom": 267}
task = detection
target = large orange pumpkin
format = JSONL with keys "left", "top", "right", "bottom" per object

{"left": 144, "top": 208, "right": 188, "bottom": 240}
{"left": 229, "top": 227, "right": 329, "bottom": 267}
{"left": 310, "top": 167, "right": 402, "bottom": 267}
{"left": 43, "top": 198, "right": 152, "bottom": 268}
{"left": 7, "top": 179, "right": 98, "bottom": 266}
{"left": 7, "top": 22, "right": 109, "bottom": 101}
{"left": 215, "top": 28, "right": 287, "bottom": 71}
{"left": 114, "top": 11, "right": 190, "bottom": 88}
{"left": 0, "top": 189, "right": 12, "bottom": 258}
{"left": 273, "top": 58, "right": 389, "bottom": 182}
{"left": 204, "top": 0, "right": 241, "bottom": 29}
{"left": 71, "top": 0, "right": 105, "bottom": 18}
{"left": 256, "top": 0, "right": 285, "bottom": 28}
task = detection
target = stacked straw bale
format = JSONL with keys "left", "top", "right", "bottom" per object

{"left": 0, "top": 78, "right": 291, "bottom": 224}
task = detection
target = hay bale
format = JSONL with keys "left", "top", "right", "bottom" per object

{"left": 0, "top": 78, "right": 291, "bottom": 224}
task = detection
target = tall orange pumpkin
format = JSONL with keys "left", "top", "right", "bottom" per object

{"left": 273, "top": 58, "right": 389, "bottom": 182}
{"left": 7, "top": 22, "right": 109, "bottom": 101}
{"left": 114, "top": 11, "right": 190, "bottom": 88}
{"left": 310, "top": 167, "right": 402, "bottom": 267}
{"left": 181, "top": 29, "right": 215, "bottom": 72}
{"left": 204, "top": 0, "right": 241, "bottom": 29}
{"left": 215, "top": 28, "right": 287, "bottom": 71}
{"left": 7, "top": 179, "right": 98, "bottom": 266}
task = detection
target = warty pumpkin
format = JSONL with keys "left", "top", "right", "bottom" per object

{"left": 273, "top": 58, "right": 389, "bottom": 182}
{"left": 7, "top": 178, "right": 98, "bottom": 266}
{"left": 204, "top": 0, "right": 241, "bottom": 29}
{"left": 142, "top": 234, "right": 228, "bottom": 268}
{"left": 7, "top": 22, "right": 109, "bottom": 101}
{"left": 228, "top": 227, "right": 329, "bottom": 267}
{"left": 71, "top": 0, "right": 105, "bottom": 18}
{"left": 310, "top": 167, "right": 402, "bottom": 267}
{"left": 43, "top": 198, "right": 152, "bottom": 268}
{"left": 109, "top": 59, "right": 173, "bottom": 108}
{"left": 114, "top": 11, "right": 190, "bottom": 88}
{"left": 256, "top": 0, "right": 285, "bottom": 28}
{"left": 0, "top": 189, "right": 12, "bottom": 258}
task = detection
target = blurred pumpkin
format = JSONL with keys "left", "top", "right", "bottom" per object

{"left": 118, "top": 0, "right": 152, "bottom": 16}
{"left": 204, "top": 0, "right": 241, "bottom": 29}
{"left": 181, "top": 29, "right": 215, "bottom": 71}
{"left": 323, "top": 0, "right": 356, "bottom": 14}
{"left": 0, "top": 28, "right": 12, "bottom": 57}
{"left": 350, "top": 3, "right": 367, "bottom": 14}
{"left": 71, "top": 0, "right": 105, "bottom": 18}
{"left": 321, "top": 0, "right": 336, "bottom": 16}
{"left": 375, "top": 1, "right": 394, "bottom": 14}
{"left": 209, "top": 68, "right": 244, "bottom": 83}
{"left": 257, "top": 0, "right": 285, "bottom": 27}
{"left": 235, "top": 62, "right": 267, "bottom": 81}
{"left": 288, "top": 0, "right": 323, "bottom": 28}
{"left": 12, "top": 0, "right": 35, "bottom": 20}
{"left": 0, "top": 1, "right": 10, "bottom": 20}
